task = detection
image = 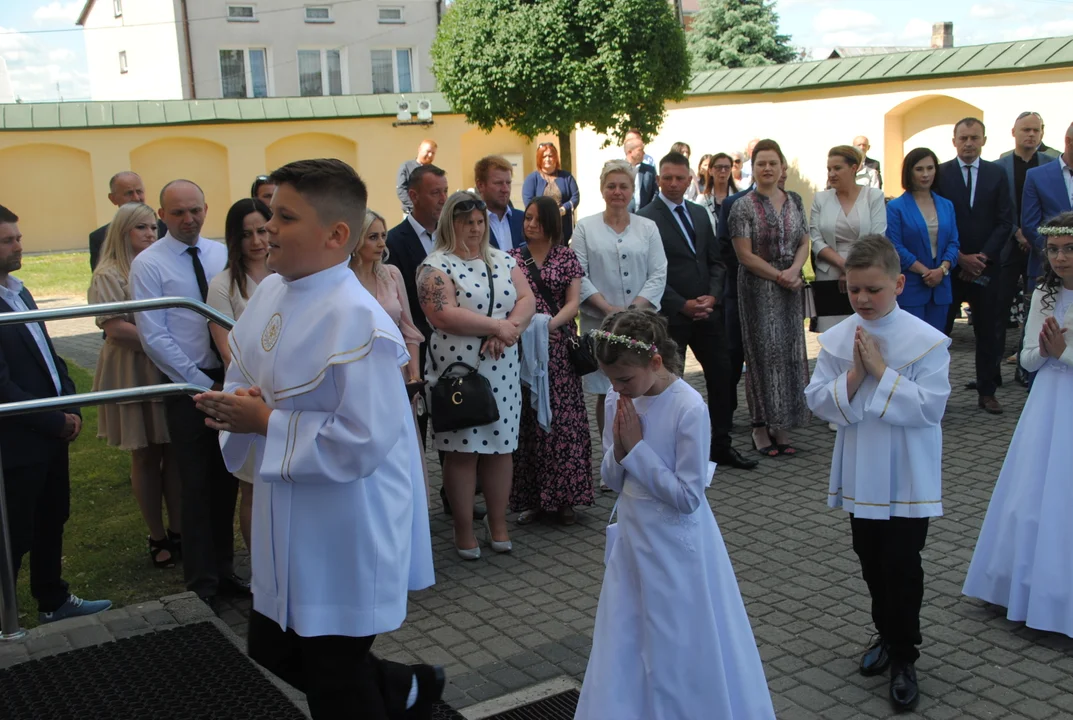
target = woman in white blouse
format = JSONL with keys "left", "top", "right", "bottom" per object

{"left": 809, "top": 145, "right": 887, "bottom": 332}
{"left": 571, "top": 159, "right": 668, "bottom": 439}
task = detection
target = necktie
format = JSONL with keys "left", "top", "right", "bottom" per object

{"left": 964, "top": 164, "right": 974, "bottom": 208}
{"left": 187, "top": 246, "right": 209, "bottom": 301}
{"left": 674, "top": 205, "right": 697, "bottom": 253}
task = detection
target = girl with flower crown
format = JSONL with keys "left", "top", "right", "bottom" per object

{"left": 574, "top": 309, "right": 774, "bottom": 720}
{"left": 963, "top": 213, "right": 1073, "bottom": 637}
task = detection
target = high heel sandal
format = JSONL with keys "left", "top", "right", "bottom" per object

{"left": 483, "top": 517, "right": 513, "bottom": 554}
{"left": 148, "top": 535, "right": 176, "bottom": 569}
{"left": 751, "top": 426, "right": 778, "bottom": 458}
{"left": 166, "top": 529, "right": 183, "bottom": 562}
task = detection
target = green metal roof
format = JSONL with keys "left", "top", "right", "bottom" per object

{"left": 3, "top": 35, "right": 1072, "bottom": 131}
{"left": 688, "top": 35, "right": 1073, "bottom": 96}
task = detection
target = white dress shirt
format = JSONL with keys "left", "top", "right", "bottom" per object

{"left": 130, "top": 233, "right": 227, "bottom": 388}
{"left": 658, "top": 192, "right": 697, "bottom": 253}
{"left": 487, "top": 206, "right": 514, "bottom": 250}
{"left": 405, "top": 213, "right": 436, "bottom": 255}
{"left": 1060, "top": 155, "right": 1073, "bottom": 207}
{"left": 0, "top": 275, "right": 61, "bottom": 394}
{"left": 958, "top": 157, "right": 980, "bottom": 208}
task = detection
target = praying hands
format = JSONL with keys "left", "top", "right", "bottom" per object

{"left": 612, "top": 396, "right": 643, "bottom": 463}
{"left": 194, "top": 386, "right": 271, "bottom": 435}
{"left": 1039, "top": 316, "right": 1068, "bottom": 358}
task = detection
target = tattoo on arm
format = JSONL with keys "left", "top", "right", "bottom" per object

{"left": 417, "top": 267, "right": 449, "bottom": 313}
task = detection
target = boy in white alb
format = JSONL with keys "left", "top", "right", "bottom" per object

{"left": 805, "top": 235, "right": 951, "bottom": 714}
{"left": 193, "top": 159, "right": 441, "bottom": 719}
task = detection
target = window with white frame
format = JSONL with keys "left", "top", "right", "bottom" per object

{"left": 377, "top": 7, "right": 403, "bottom": 24}
{"left": 297, "top": 49, "right": 343, "bottom": 96}
{"left": 227, "top": 5, "right": 256, "bottom": 21}
{"left": 305, "top": 6, "right": 332, "bottom": 23}
{"left": 220, "top": 49, "right": 269, "bottom": 98}
{"left": 113, "top": 0, "right": 123, "bottom": 17}
{"left": 118, "top": 50, "right": 128, "bottom": 74}
{"left": 370, "top": 48, "right": 413, "bottom": 94}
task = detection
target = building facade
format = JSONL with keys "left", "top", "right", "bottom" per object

{"left": 77, "top": 0, "right": 441, "bottom": 101}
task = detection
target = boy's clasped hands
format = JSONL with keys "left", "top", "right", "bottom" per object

{"left": 846, "top": 326, "right": 888, "bottom": 398}
{"left": 194, "top": 386, "right": 271, "bottom": 436}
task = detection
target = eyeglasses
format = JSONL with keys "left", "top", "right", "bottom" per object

{"left": 732, "top": 159, "right": 743, "bottom": 165}
{"left": 1044, "top": 244, "right": 1073, "bottom": 258}
{"left": 713, "top": 164, "right": 732, "bottom": 172}
{"left": 453, "top": 197, "right": 487, "bottom": 214}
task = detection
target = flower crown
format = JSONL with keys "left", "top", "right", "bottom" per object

{"left": 589, "top": 329, "right": 658, "bottom": 354}
{"left": 1039, "top": 226, "right": 1073, "bottom": 236}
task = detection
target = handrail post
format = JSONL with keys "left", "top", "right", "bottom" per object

{"left": 0, "top": 447, "right": 26, "bottom": 640}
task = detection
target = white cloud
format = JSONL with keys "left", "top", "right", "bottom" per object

{"left": 48, "top": 47, "right": 75, "bottom": 62}
{"left": 969, "top": 2, "right": 1017, "bottom": 20}
{"left": 1004, "top": 18, "right": 1073, "bottom": 41}
{"left": 0, "top": 26, "right": 90, "bottom": 101}
{"left": 812, "top": 8, "right": 881, "bottom": 34}
{"left": 900, "top": 18, "right": 933, "bottom": 42}
{"left": 32, "top": 2, "right": 84, "bottom": 23}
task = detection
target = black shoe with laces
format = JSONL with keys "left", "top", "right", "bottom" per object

{"left": 859, "top": 636, "right": 890, "bottom": 676}
{"left": 889, "top": 661, "right": 919, "bottom": 712}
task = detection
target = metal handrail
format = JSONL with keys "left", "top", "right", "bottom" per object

{"left": 0, "top": 298, "right": 232, "bottom": 641}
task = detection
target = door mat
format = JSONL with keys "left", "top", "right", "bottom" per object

{"left": 482, "top": 688, "right": 580, "bottom": 719}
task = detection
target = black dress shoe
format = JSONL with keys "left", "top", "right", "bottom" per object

{"left": 859, "top": 636, "right": 890, "bottom": 676}
{"left": 198, "top": 594, "right": 220, "bottom": 615}
{"left": 404, "top": 664, "right": 446, "bottom": 719}
{"left": 711, "top": 447, "right": 759, "bottom": 470}
{"left": 218, "top": 573, "right": 251, "bottom": 598}
{"left": 889, "top": 662, "right": 919, "bottom": 712}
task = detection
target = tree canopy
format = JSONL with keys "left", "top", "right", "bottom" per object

{"left": 430, "top": 0, "right": 690, "bottom": 171}
{"left": 687, "top": 0, "right": 797, "bottom": 71}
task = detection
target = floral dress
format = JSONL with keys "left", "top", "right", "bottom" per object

{"left": 508, "top": 245, "right": 594, "bottom": 512}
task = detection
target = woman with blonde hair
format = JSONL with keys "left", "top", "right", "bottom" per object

{"left": 417, "top": 191, "right": 536, "bottom": 559}
{"left": 89, "top": 202, "right": 181, "bottom": 568}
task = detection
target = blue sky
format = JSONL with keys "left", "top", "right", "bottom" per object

{"left": 1, "top": 0, "right": 1072, "bottom": 102}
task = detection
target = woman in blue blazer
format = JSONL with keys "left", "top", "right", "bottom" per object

{"left": 522, "top": 142, "right": 580, "bottom": 243}
{"left": 886, "top": 147, "right": 960, "bottom": 330}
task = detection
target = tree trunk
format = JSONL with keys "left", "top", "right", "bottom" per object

{"left": 557, "top": 128, "right": 573, "bottom": 175}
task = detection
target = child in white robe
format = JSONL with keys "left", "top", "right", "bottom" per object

{"left": 575, "top": 309, "right": 774, "bottom": 720}
{"left": 193, "top": 159, "right": 441, "bottom": 719}
{"left": 805, "top": 234, "right": 951, "bottom": 713}
{"left": 963, "top": 213, "right": 1073, "bottom": 637}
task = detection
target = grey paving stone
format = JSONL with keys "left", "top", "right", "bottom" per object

{"left": 65, "top": 623, "right": 115, "bottom": 649}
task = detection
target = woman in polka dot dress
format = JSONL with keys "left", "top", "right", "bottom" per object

{"left": 417, "top": 192, "right": 537, "bottom": 560}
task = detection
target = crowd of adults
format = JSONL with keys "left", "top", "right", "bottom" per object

{"left": 1, "top": 108, "right": 1069, "bottom": 622}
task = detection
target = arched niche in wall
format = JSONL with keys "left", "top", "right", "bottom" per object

{"left": 131, "top": 138, "right": 230, "bottom": 239}
{"left": 884, "top": 95, "right": 984, "bottom": 194}
{"left": 264, "top": 133, "right": 358, "bottom": 175}
{"left": 0, "top": 143, "right": 95, "bottom": 254}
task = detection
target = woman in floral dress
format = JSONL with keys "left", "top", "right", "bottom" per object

{"left": 510, "top": 197, "right": 593, "bottom": 525}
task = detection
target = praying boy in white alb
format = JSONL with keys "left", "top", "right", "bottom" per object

{"left": 805, "top": 234, "right": 951, "bottom": 714}
{"left": 193, "top": 159, "right": 441, "bottom": 719}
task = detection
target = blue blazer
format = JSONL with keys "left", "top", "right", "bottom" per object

{"left": 886, "top": 191, "right": 959, "bottom": 308}
{"left": 1022, "top": 160, "right": 1073, "bottom": 278}
{"left": 488, "top": 206, "right": 527, "bottom": 250}
{"left": 521, "top": 170, "right": 580, "bottom": 242}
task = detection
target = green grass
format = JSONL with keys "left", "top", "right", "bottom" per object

{"left": 14, "top": 363, "right": 187, "bottom": 627}
{"left": 17, "top": 252, "right": 92, "bottom": 299}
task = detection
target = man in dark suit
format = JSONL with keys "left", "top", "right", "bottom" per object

{"left": 475, "top": 155, "right": 526, "bottom": 250}
{"left": 853, "top": 136, "right": 883, "bottom": 189}
{"left": 0, "top": 205, "right": 112, "bottom": 624}
{"left": 936, "top": 118, "right": 1015, "bottom": 414}
{"left": 88, "top": 171, "right": 166, "bottom": 270}
{"left": 639, "top": 152, "right": 756, "bottom": 470}
{"left": 625, "top": 138, "right": 656, "bottom": 212}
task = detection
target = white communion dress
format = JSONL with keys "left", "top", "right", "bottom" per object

{"left": 574, "top": 379, "right": 775, "bottom": 720}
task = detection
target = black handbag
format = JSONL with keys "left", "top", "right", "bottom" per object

{"left": 521, "top": 247, "right": 599, "bottom": 376}
{"left": 428, "top": 262, "right": 501, "bottom": 433}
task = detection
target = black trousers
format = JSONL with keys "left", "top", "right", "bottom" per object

{"left": 944, "top": 275, "right": 1004, "bottom": 396}
{"left": 723, "top": 295, "right": 745, "bottom": 418}
{"left": 668, "top": 313, "right": 734, "bottom": 453}
{"left": 4, "top": 444, "right": 71, "bottom": 613}
{"left": 165, "top": 394, "right": 237, "bottom": 598}
{"left": 247, "top": 611, "right": 413, "bottom": 719}
{"left": 851, "top": 516, "right": 930, "bottom": 665}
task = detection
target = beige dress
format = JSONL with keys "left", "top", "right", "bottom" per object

{"left": 89, "top": 266, "right": 170, "bottom": 450}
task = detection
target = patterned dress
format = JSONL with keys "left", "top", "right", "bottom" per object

{"left": 728, "top": 190, "right": 812, "bottom": 431}
{"left": 508, "top": 245, "right": 594, "bottom": 512}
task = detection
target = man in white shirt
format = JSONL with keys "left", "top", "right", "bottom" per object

{"left": 739, "top": 138, "right": 760, "bottom": 187}
{"left": 130, "top": 179, "right": 244, "bottom": 610}
{"left": 0, "top": 204, "right": 112, "bottom": 624}
{"left": 475, "top": 155, "right": 524, "bottom": 250}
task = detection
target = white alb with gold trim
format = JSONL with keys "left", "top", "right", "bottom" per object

{"left": 805, "top": 306, "right": 951, "bottom": 520}
{"left": 219, "top": 260, "right": 434, "bottom": 638}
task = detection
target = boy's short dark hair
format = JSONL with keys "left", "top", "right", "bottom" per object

{"left": 269, "top": 159, "right": 368, "bottom": 242}
{"left": 0, "top": 205, "right": 18, "bottom": 224}
{"left": 845, "top": 234, "right": 901, "bottom": 279}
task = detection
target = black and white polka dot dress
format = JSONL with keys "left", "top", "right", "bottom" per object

{"left": 421, "top": 249, "right": 521, "bottom": 454}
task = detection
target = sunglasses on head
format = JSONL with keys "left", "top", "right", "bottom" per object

{"left": 255, "top": 175, "right": 270, "bottom": 182}
{"left": 454, "top": 197, "right": 487, "bottom": 214}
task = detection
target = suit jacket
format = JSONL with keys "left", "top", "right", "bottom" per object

{"left": 864, "top": 156, "right": 883, "bottom": 189}
{"left": 385, "top": 219, "right": 431, "bottom": 341}
{"left": 1000, "top": 145, "right": 1061, "bottom": 161}
{"left": 885, "top": 192, "right": 960, "bottom": 308}
{"left": 0, "top": 285, "right": 79, "bottom": 469}
{"left": 808, "top": 187, "right": 887, "bottom": 279}
{"left": 995, "top": 150, "right": 1058, "bottom": 268}
{"left": 629, "top": 163, "right": 657, "bottom": 213}
{"left": 89, "top": 219, "right": 167, "bottom": 271}
{"left": 521, "top": 170, "right": 580, "bottom": 242}
{"left": 488, "top": 206, "right": 527, "bottom": 251}
{"left": 638, "top": 196, "right": 727, "bottom": 326}
{"left": 395, "top": 159, "right": 422, "bottom": 215}
{"left": 935, "top": 158, "right": 1014, "bottom": 276}
{"left": 717, "top": 187, "right": 752, "bottom": 301}
{"left": 1022, "top": 159, "right": 1073, "bottom": 278}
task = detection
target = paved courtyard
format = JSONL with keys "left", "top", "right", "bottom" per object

{"left": 42, "top": 301, "right": 1073, "bottom": 719}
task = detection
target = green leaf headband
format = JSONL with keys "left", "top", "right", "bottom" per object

{"left": 589, "top": 329, "right": 658, "bottom": 355}
{"left": 1039, "top": 226, "right": 1073, "bottom": 236}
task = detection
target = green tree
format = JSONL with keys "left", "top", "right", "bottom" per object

{"left": 688, "top": 0, "right": 796, "bottom": 71}
{"left": 430, "top": 0, "right": 690, "bottom": 172}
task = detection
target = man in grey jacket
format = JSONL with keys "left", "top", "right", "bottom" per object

{"left": 395, "top": 139, "right": 438, "bottom": 215}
